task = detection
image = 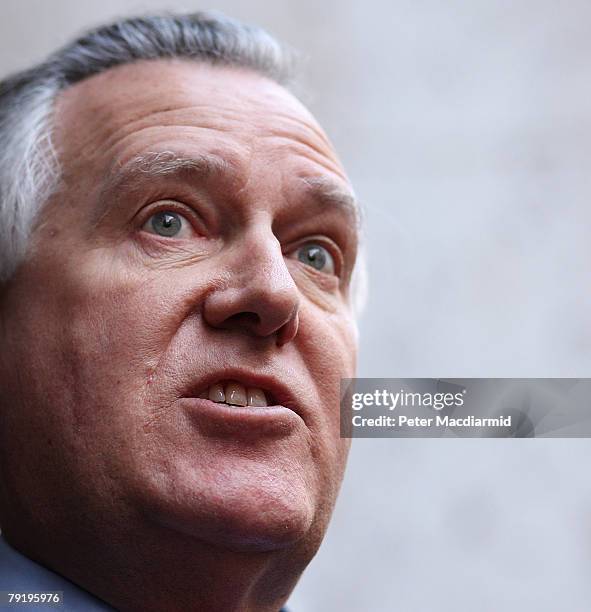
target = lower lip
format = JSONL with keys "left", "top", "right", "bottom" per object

{"left": 179, "top": 397, "right": 303, "bottom": 438}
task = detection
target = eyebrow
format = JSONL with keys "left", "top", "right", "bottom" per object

{"left": 92, "top": 151, "right": 233, "bottom": 226}
{"left": 105, "top": 151, "right": 233, "bottom": 189}
{"left": 94, "top": 151, "right": 361, "bottom": 229}
{"left": 299, "top": 176, "right": 361, "bottom": 229}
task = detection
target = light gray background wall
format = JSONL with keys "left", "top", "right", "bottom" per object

{"left": 2, "top": 1, "right": 591, "bottom": 610}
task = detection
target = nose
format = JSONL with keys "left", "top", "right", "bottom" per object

{"left": 202, "top": 230, "right": 300, "bottom": 347}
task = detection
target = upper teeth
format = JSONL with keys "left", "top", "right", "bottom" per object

{"left": 199, "top": 381, "right": 268, "bottom": 407}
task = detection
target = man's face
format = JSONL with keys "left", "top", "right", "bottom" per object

{"left": 0, "top": 61, "right": 358, "bottom": 555}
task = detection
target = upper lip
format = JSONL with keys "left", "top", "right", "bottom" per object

{"left": 185, "top": 368, "right": 303, "bottom": 417}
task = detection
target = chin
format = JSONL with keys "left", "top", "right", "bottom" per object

{"left": 136, "top": 456, "right": 319, "bottom": 553}
{"left": 196, "top": 494, "right": 316, "bottom": 553}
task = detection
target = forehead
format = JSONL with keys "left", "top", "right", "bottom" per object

{"left": 53, "top": 59, "right": 349, "bottom": 188}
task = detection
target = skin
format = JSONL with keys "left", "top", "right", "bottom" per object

{"left": 0, "top": 59, "right": 358, "bottom": 612}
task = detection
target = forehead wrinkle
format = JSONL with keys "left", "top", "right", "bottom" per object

{"left": 260, "top": 108, "right": 334, "bottom": 152}
{"left": 93, "top": 98, "right": 322, "bottom": 157}
{"left": 93, "top": 104, "right": 335, "bottom": 170}
{"left": 97, "top": 99, "right": 330, "bottom": 146}
{"left": 98, "top": 107, "right": 242, "bottom": 155}
{"left": 265, "top": 134, "right": 343, "bottom": 177}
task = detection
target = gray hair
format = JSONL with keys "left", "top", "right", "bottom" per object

{"left": 0, "top": 12, "right": 367, "bottom": 315}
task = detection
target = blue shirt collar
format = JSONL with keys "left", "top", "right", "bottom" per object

{"left": 0, "top": 535, "right": 114, "bottom": 610}
{"left": 0, "top": 535, "right": 291, "bottom": 611}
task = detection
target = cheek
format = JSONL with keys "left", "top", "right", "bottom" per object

{"left": 8, "top": 251, "right": 180, "bottom": 435}
{"left": 295, "top": 302, "right": 357, "bottom": 466}
{"left": 297, "top": 302, "right": 357, "bottom": 394}
{"left": 5, "top": 262, "right": 200, "bottom": 517}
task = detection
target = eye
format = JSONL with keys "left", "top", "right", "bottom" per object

{"left": 142, "top": 210, "right": 193, "bottom": 238}
{"left": 295, "top": 243, "right": 335, "bottom": 275}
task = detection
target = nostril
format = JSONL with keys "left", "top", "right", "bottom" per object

{"left": 203, "top": 280, "right": 299, "bottom": 342}
{"left": 223, "top": 312, "right": 261, "bottom": 330}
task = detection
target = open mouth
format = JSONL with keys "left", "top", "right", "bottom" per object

{"left": 197, "top": 380, "right": 276, "bottom": 408}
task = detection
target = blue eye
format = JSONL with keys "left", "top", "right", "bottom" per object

{"left": 296, "top": 243, "right": 335, "bottom": 274}
{"left": 142, "top": 211, "right": 192, "bottom": 238}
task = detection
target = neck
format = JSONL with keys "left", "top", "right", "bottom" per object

{"left": 2, "top": 516, "right": 312, "bottom": 612}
